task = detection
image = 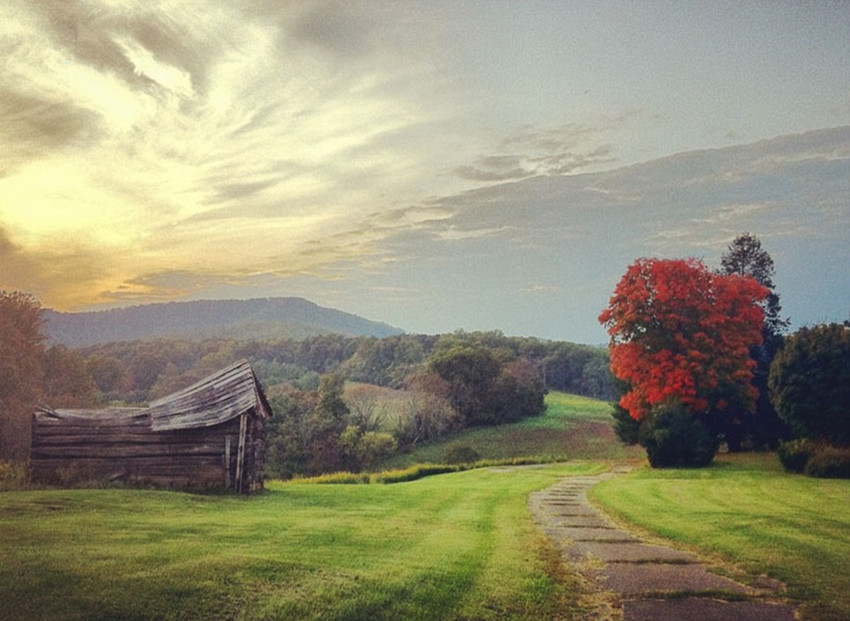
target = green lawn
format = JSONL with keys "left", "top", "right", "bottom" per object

{"left": 0, "top": 462, "right": 604, "bottom": 621}
{"left": 590, "top": 453, "right": 850, "bottom": 621}
{"left": 381, "top": 391, "right": 642, "bottom": 468}
{"left": 520, "top": 391, "right": 615, "bottom": 426}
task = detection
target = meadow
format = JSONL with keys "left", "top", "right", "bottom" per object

{"left": 380, "top": 392, "right": 643, "bottom": 468}
{"left": 591, "top": 453, "right": 850, "bottom": 621}
{"left": 0, "top": 463, "right": 602, "bottom": 621}
{"left": 3, "top": 393, "right": 848, "bottom": 620}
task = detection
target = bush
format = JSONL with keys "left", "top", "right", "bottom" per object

{"left": 372, "top": 464, "right": 460, "bottom": 484}
{"left": 777, "top": 439, "right": 815, "bottom": 473}
{"left": 639, "top": 401, "right": 717, "bottom": 468}
{"left": 443, "top": 443, "right": 481, "bottom": 465}
{"left": 287, "top": 472, "right": 371, "bottom": 485}
{"left": 355, "top": 432, "right": 398, "bottom": 471}
{"left": 0, "top": 460, "right": 29, "bottom": 491}
{"left": 804, "top": 445, "right": 850, "bottom": 479}
{"left": 769, "top": 323, "right": 850, "bottom": 445}
{"left": 612, "top": 402, "right": 640, "bottom": 445}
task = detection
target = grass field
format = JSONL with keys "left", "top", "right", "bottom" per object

{"left": 6, "top": 392, "right": 847, "bottom": 620}
{"left": 0, "top": 462, "right": 605, "bottom": 621}
{"left": 591, "top": 453, "right": 850, "bottom": 621}
{"left": 380, "top": 391, "right": 642, "bottom": 468}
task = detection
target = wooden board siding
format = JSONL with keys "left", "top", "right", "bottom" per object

{"left": 30, "top": 360, "right": 269, "bottom": 493}
{"left": 149, "top": 360, "right": 271, "bottom": 431}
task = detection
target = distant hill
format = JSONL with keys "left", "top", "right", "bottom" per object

{"left": 44, "top": 298, "right": 404, "bottom": 347}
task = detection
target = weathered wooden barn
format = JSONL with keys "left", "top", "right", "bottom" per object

{"left": 31, "top": 359, "right": 270, "bottom": 493}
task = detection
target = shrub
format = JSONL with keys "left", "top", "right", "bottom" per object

{"left": 639, "top": 401, "right": 717, "bottom": 468}
{"left": 612, "top": 402, "right": 640, "bottom": 446}
{"left": 777, "top": 439, "right": 815, "bottom": 473}
{"left": 769, "top": 323, "right": 850, "bottom": 445}
{"left": 372, "top": 464, "right": 460, "bottom": 484}
{"left": 443, "top": 443, "right": 481, "bottom": 465}
{"left": 287, "top": 472, "right": 371, "bottom": 485}
{"left": 354, "top": 431, "right": 398, "bottom": 471}
{"left": 804, "top": 445, "right": 850, "bottom": 479}
{"left": 0, "top": 460, "right": 29, "bottom": 491}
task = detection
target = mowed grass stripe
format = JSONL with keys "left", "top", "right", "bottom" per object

{"left": 0, "top": 463, "right": 603, "bottom": 621}
{"left": 590, "top": 453, "right": 850, "bottom": 621}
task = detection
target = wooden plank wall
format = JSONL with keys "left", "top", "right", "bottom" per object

{"left": 31, "top": 412, "right": 256, "bottom": 491}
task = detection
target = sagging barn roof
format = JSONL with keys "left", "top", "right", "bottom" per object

{"left": 148, "top": 359, "right": 271, "bottom": 431}
{"left": 31, "top": 359, "right": 270, "bottom": 492}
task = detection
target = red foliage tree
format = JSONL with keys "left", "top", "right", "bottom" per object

{"left": 599, "top": 258, "right": 768, "bottom": 422}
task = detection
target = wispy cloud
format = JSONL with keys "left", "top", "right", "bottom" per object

{"left": 0, "top": 0, "right": 457, "bottom": 307}
{"left": 0, "top": 2, "right": 847, "bottom": 341}
{"left": 453, "top": 121, "right": 619, "bottom": 183}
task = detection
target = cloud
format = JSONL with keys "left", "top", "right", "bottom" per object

{"left": 363, "top": 126, "right": 849, "bottom": 337}
{"left": 453, "top": 121, "right": 618, "bottom": 184}
{"left": 522, "top": 283, "right": 561, "bottom": 294}
{"left": 103, "top": 270, "right": 242, "bottom": 304}
{"left": 115, "top": 35, "right": 194, "bottom": 99}
{"left": 1, "top": 0, "right": 847, "bottom": 342}
{"left": 288, "top": 0, "right": 381, "bottom": 59}
{"left": 0, "top": 223, "right": 119, "bottom": 307}
{"left": 0, "top": 226, "right": 20, "bottom": 258}
{"left": 0, "top": 90, "right": 99, "bottom": 175}
{"left": 455, "top": 157, "right": 531, "bottom": 182}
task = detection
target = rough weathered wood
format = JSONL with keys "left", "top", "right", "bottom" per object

{"left": 31, "top": 360, "right": 269, "bottom": 493}
{"left": 224, "top": 435, "right": 232, "bottom": 488}
{"left": 32, "top": 443, "right": 225, "bottom": 458}
{"left": 148, "top": 360, "right": 271, "bottom": 432}
{"left": 235, "top": 413, "right": 247, "bottom": 493}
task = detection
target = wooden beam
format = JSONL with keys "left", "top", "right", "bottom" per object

{"left": 235, "top": 413, "right": 247, "bottom": 493}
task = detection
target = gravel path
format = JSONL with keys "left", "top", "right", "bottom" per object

{"left": 528, "top": 467, "right": 797, "bottom": 621}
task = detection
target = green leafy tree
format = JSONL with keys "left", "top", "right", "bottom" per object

{"left": 769, "top": 324, "right": 850, "bottom": 446}
{"left": 42, "top": 345, "right": 95, "bottom": 408}
{"left": 429, "top": 344, "right": 500, "bottom": 426}
{"left": 264, "top": 387, "right": 316, "bottom": 479}
{"left": 0, "top": 291, "right": 45, "bottom": 461}
{"left": 86, "top": 355, "right": 130, "bottom": 398}
{"left": 305, "top": 373, "right": 350, "bottom": 474}
{"left": 429, "top": 343, "right": 545, "bottom": 427}
{"left": 488, "top": 358, "right": 546, "bottom": 424}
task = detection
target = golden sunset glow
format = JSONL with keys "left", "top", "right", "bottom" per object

{"left": 1, "top": 1, "right": 848, "bottom": 341}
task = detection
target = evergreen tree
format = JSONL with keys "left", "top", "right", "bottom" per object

{"left": 719, "top": 233, "right": 791, "bottom": 449}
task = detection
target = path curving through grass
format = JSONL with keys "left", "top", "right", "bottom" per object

{"left": 590, "top": 453, "right": 850, "bottom": 621}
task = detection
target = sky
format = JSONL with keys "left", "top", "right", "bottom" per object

{"left": 1, "top": 0, "right": 848, "bottom": 344}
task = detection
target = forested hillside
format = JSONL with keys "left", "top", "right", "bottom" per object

{"left": 67, "top": 331, "right": 612, "bottom": 478}
{"left": 3, "top": 289, "right": 614, "bottom": 474}
{"left": 44, "top": 298, "right": 403, "bottom": 347}
{"left": 73, "top": 331, "right": 612, "bottom": 406}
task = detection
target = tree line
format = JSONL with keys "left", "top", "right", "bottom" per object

{"left": 67, "top": 330, "right": 611, "bottom": 406}
{"left": 0, "top": 293, "right": 612, "bottom": 473}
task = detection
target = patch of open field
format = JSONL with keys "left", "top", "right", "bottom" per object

{"left": 590, "top": 453, "right": 850, "bottom": 621}
{"left": 380, "top": 391, "right": 642, "bottom": 468}
{"left": 0, "top": 463, "right": 603, "bottom": 621}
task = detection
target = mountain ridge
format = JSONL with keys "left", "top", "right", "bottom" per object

{"left": 44, "top": 297, "right": 404, "bottom": 347}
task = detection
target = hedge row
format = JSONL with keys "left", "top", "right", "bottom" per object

{"left": 777, "top": 439, "right": 850, "bottom": 478}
